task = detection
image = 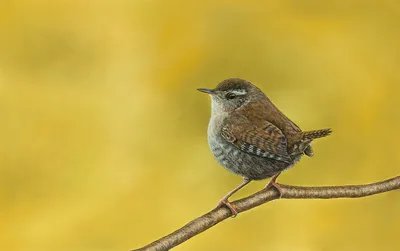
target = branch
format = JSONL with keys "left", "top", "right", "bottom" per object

{"left": 132, "top": 175, "right": 400, "bottom": 251}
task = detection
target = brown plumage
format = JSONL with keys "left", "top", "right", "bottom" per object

{"left": 198, "top": 78, "right": 331, "bottom": 216}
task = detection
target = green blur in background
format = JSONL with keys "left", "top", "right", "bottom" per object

{"left": 1, "top": 1, "right": 399, "bottom": 251}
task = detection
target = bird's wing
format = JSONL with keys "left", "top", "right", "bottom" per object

{"left": 221, "top": 114, "right": 292, "bottom": 163}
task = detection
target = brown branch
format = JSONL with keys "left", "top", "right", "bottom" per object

{"left": 132, "top": 175, "right": 400, "bottom": 251}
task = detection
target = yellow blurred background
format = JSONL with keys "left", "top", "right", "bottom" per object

{"left": 1, "top": 1, "right": 399, "bottom": 251}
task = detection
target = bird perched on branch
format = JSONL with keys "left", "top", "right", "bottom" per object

{"left": 198, "top": 78, "right": 331, "bottom": 217}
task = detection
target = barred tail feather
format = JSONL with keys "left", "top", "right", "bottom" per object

{"left": 301, "top": 128, "right": 332, "bottom": 140}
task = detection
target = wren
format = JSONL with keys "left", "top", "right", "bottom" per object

{"left": 198, "top": 78, "right": 331, "bottom": 216}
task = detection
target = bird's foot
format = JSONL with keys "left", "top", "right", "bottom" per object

{"left": 216, "top": 199, "right": 238, "bottom": 218}
{"left": 265, "top": 173, "right": 283, "bottom": 198}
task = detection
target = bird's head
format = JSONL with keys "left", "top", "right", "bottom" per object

{"left": 198, "top": 78, "right": 264, "bottom": 114}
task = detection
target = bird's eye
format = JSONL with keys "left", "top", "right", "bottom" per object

{"left": 225, "top": 93, "right": 237, "bottom": 100}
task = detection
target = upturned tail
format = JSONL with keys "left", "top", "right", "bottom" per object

{"left": 290, "top": 128, "right": 332, "bottom": 157}
{"left": 301, "top": 128, "right": 332, "bottom": 140}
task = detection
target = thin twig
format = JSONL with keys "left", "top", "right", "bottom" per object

{"left": 132, "top": 175, "right": 400, "bottom": 251}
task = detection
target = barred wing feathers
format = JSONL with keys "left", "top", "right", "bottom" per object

{"left": 221, "top": 115, "right": 292, "bottom": 163}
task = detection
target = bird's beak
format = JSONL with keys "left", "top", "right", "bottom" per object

{"left": 197, "top": 88, "right": 215, "bottom": 95}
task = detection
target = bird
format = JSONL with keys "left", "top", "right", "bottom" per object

{"left": 198, "top": 78, "right": 331, "bottom": 217}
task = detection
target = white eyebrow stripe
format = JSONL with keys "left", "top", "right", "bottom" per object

{"left": 230, "top": 89, "right": 247, "bottom": 95}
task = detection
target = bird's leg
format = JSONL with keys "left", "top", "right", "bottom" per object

{"left": 265, "top": 172, "right": 283, "bottom": 197}
{"left": 216, "top": 177, "right": 251, "bottom": 217}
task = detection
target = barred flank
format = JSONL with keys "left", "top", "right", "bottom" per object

{"left": 301, "top": 128, "right": 332, "bottom": 140}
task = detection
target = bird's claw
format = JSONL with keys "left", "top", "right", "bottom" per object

{"left": 216, "top": 199, "right": 238, "bottom": 217}
{"left": 265, "top": 180, "right": 283, "bottom": 198}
